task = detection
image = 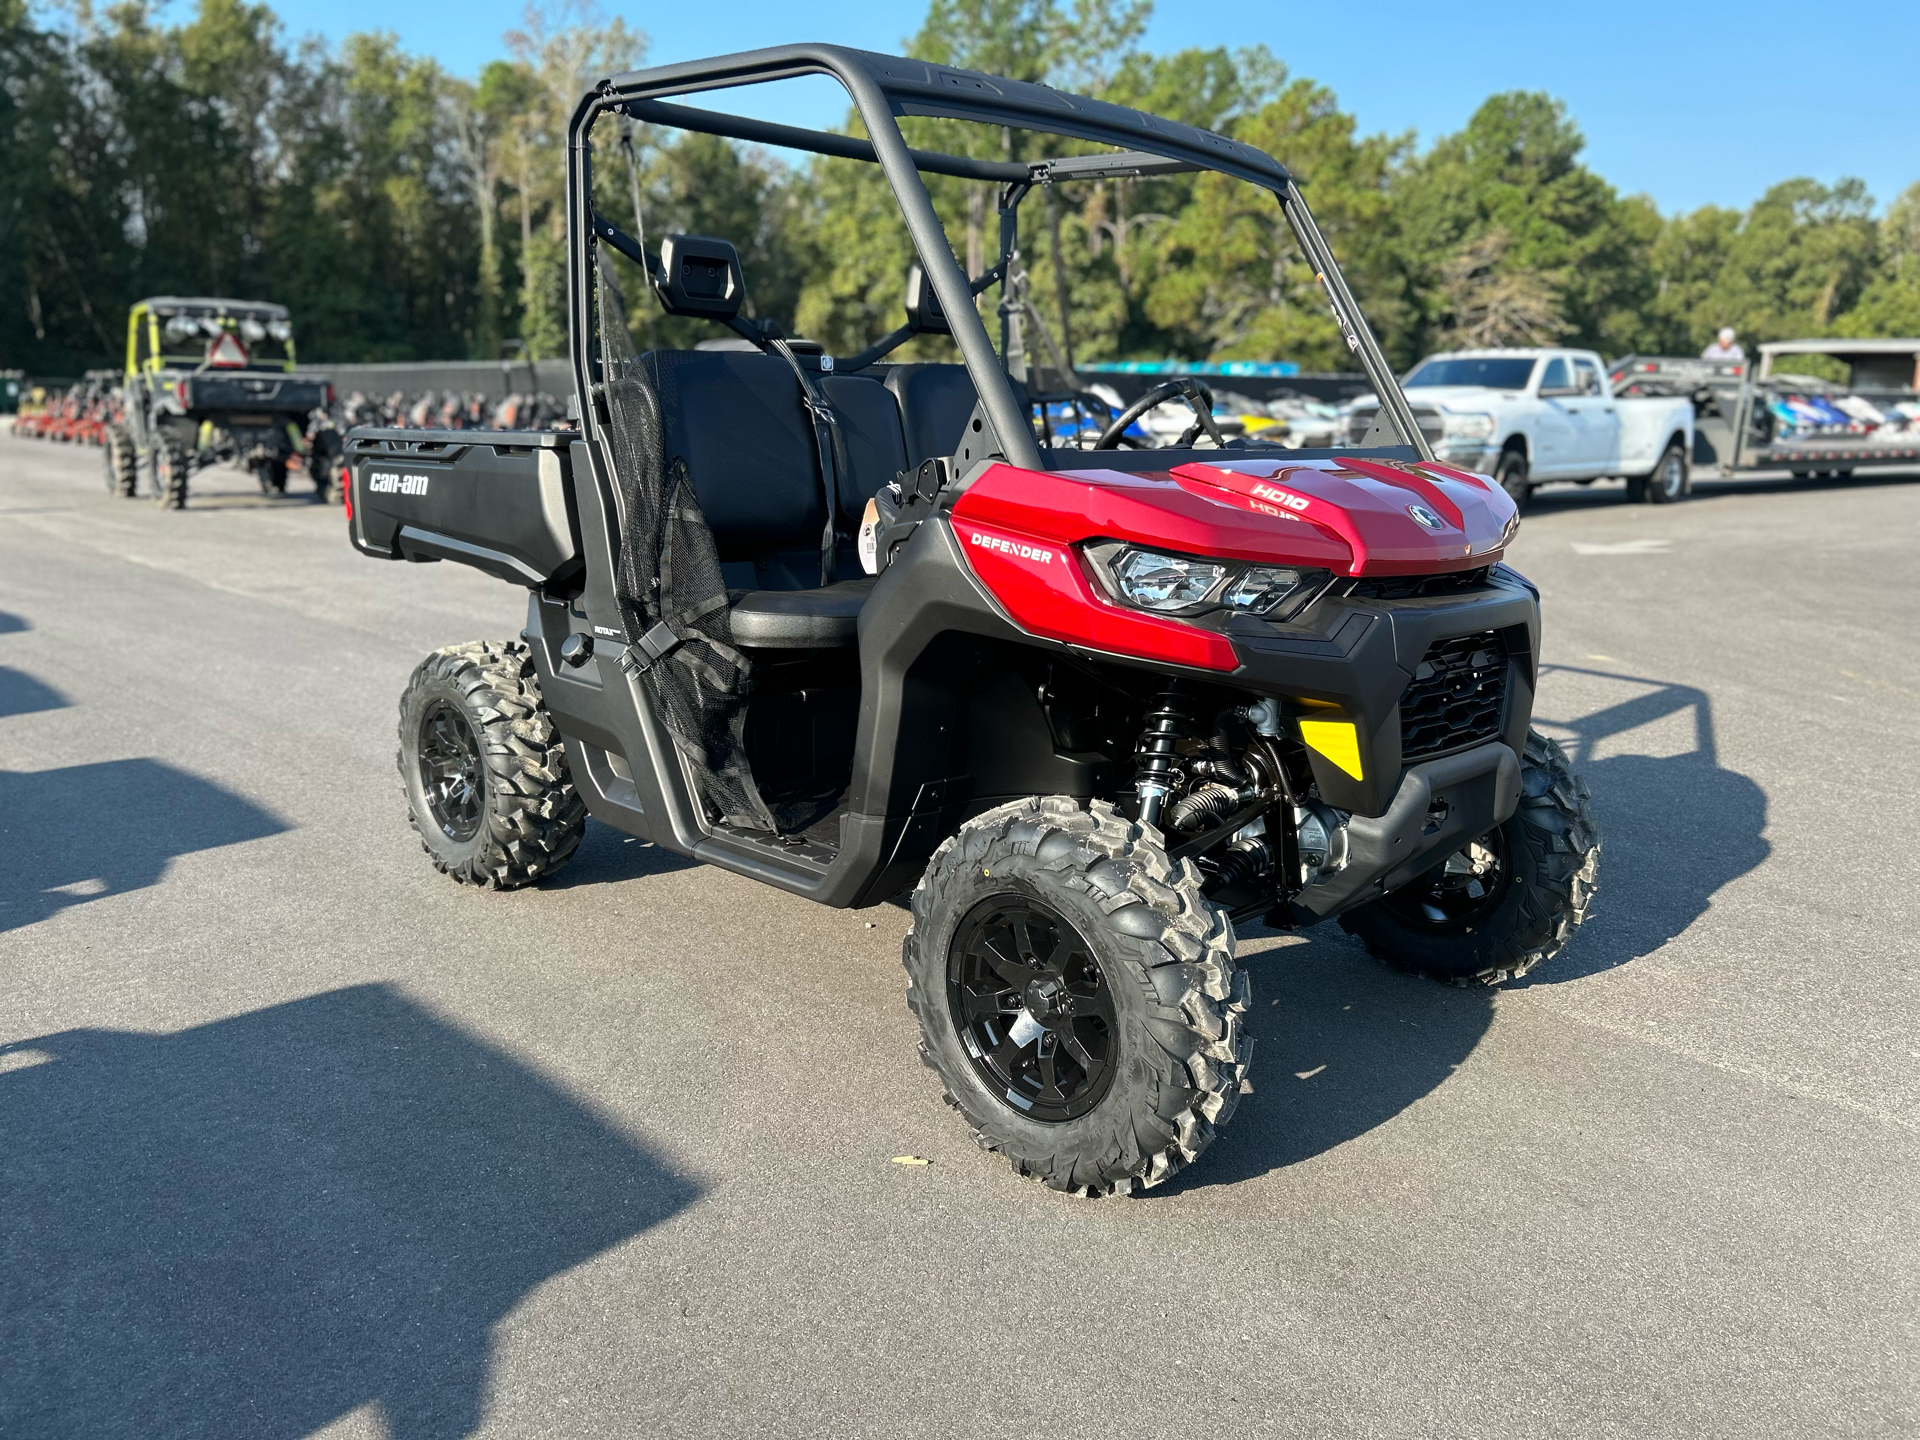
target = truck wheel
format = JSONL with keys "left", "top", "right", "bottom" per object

{"left": 903, "top": 797, "right": 1251, "bottom": 1196}
{"left": 154, "top": 434, "right": 191, "bottom": 510}
{"left": 1494, "top": 448, "right": 1530, "bottom": 509}
{"left": 1339, "top": 731, "right": 1599, "bottom": 986}
{"left": 1629, "top": 439, "right": 1689, "bottom": 504}
{"left": 396, "top": 640, "right": 586, "bottom": 889}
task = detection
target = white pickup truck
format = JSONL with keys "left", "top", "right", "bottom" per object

{"left": 1346, "top": 347, "right": 1696, "bottom": 506}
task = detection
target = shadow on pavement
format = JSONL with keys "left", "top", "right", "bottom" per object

{"left": 540, "top": 823, "right": 700, "bottom": 889}
{"left": 1163, "top": 662, "right": 1766, "bottom": 1189}
{"left": 0, "top": 983, "right": 700, "bottom": 1440}
{"left": 0, "top": 758, "right": 289, "bottom": 933}
{"left": 1166, "top": 933, "right": 1492, "bottom": 1192}
{"left": 0, "top": 666, "right": 70, "bottom": 718}
{"left": 1522, "top": 664, "right": 1768, "bottom": 985}
{"left": 0, "top": 610, "right": 28, "bottom": 633}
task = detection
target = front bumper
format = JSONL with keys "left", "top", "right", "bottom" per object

{"left": 1434, "top": 441, "right": 1497, "bottom": 471}
{"left": 1290, "top": 740, "right": 1521, "bottom": 922}
{"left": 1225, "top": 572, "right": 1539, "bottom": 818}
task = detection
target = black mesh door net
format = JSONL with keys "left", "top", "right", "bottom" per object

{"left": 595, "top": 251, "right": 775, "bottom": 832}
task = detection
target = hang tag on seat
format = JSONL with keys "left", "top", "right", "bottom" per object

{"left": 857, "top": 497, "right": 881, "bottom": 575}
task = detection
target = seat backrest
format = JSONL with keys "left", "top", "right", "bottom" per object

{"left": 648, "top": 351, "right": 909, "bottom": 569}
{"left": 884, "top": 363, "right": 981, "bottom": 467}
{"left": 650, "top": 350, "right": 822, "bottom": 562}
{"left": 822, "top": 373, "right": 909, "bottom": 516}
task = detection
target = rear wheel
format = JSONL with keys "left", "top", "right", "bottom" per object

{"left": 1340, "top": 731, "right": 1599, "bottom": 985}
{"left": 904, "top": 797, "right": 1251, "bottom": 1195}
{"left": 1630, "top": 439, "right": 1689, "bottom": 504}
{"left": 154, "top": 432, "right": 191, "bottom": 509}
{"left": 396, "top": 640, "right": 586, "bottom": 889}
{"left": 1494, "top": 448, "right": 1530, "bottom": 509}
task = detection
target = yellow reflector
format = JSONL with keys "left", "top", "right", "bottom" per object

{"left": 1299, "top": 719, "right": 1364, "bottom": 780}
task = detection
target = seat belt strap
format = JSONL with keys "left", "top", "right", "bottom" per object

{"left": 766, "top": 335, "right": 843, "bottom": 586}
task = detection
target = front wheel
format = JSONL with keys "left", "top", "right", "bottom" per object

{"left": 1494, "top": 448, "right": 1530, "bottom": 509}
{"left": 1340, "top": 731, "right": 1599, "bottom": 985}
{"left": 396, "top": 640, "right": 587, "bottom": 888}
{"left": 904, "top": 797, "right": 1251, "bottom": 1196}
{"left": 103, "top": 429, "right": 137, "bottom": 497}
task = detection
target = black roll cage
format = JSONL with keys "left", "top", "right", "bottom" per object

{"left": 565, "top": 43, "right": 1431, "bottom": 471}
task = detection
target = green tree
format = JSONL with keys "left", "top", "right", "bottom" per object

{"left": 503, "top": 1, "right": 645, "bottom": 359}
{"left": 1703, "top": 178, "right": 1880, "bottom": 344}
{"left": 1837, "top": 181, "right": 1920, "bottom": 339}
{"left": 1136, "top": 69, "right": 1405, "bottom": 369}
{"left": 1391, "top": 92, "right": 1653, "bottom": 362}
{"left": 0, "top": 1, "right": 128, "bottom": 370}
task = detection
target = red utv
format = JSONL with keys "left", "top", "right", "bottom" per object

{"left": 344, "top": 46, "right": 1599, "bottom": 1195}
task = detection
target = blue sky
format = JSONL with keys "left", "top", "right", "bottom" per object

{"left": 261, "top": 0, "right": 1915, "bottom": 216}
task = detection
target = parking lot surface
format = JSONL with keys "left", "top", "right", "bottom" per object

{"left": 2, "top": 436, "right": 1915, "bottom": 1439}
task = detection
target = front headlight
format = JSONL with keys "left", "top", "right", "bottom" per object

{"left": 1099, "top": 546, "right": 1329, "bottom": 622}
{"left": 1442, "top": 411, "right": 1496, "bottom": 441}
{"left": 1114, "top": 549, "right": 1225, "bottom": 611}
{"left": 1221, "top": 565, "right": 1316, "bottom": 615}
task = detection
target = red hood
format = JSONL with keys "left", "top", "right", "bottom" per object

{"left": 950, "top": 455, "right": 1516, "bottom": 577}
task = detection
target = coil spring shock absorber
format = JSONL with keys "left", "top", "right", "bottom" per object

{"left": 1133, "top": 683, "right": 1194, "bottom": 829}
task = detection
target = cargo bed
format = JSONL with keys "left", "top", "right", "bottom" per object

{"left": 344, "top": 426, "right": 583, "bottom": 588}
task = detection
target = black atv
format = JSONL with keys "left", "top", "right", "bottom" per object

{"left": 109, "top": 296, "right": 335, "bottom": 508}
{"left": 344, "top": 45, "right": 1598, "bottom": 1195}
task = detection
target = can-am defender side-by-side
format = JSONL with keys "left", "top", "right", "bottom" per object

{"left": 108, "top": 297, "right": 339, "bottom": 508}
{"left": 344, "top": 46, "right": 1599, "bottom": 1195}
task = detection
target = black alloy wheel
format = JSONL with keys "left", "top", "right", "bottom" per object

{"left": 1379, "top": 831, "right": 1512, "bottom": 932}
{"left": 1341, "top": 729, "right": 1600, "bottom": 986}
{"left": 395, "top": 640, "right": 586, "bottom": 889}
{"left": 416, "top": 698, "right": 483, "bottom": 842}
{"left": 948, "top": 895, "right": 1118, "bottom": 1123}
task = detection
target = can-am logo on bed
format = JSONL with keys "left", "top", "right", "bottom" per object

{"left": 368, "top": 471, "right": 430, "bottom": 496}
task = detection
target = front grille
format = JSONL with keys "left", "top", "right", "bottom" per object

{"left": 1399, "top": 631, "right": 1508, "bottom": 761}
{"left": 1348, "top": 567, "right": 1491, "bottom": 600}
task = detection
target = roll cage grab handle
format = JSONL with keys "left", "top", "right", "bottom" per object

{"left": 564, "top": 43, "right": 1433, "bottom": 471}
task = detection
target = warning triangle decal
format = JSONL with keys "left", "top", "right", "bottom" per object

{"left": 207, "top": 331, "right": 250, "bottom": 368}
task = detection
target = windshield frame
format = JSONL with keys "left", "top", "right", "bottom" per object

{"left": 568, "top": 45, "right": 1431, "bottom": 468}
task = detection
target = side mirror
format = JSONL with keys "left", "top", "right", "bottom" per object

{"left": 654, "top": 234, "right": 744, "bottom": 320}
{"left": 904, "top": 263, "right": 950, "bottom": 335}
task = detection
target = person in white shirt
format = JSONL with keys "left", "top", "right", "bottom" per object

{"left": 1701, "top": 326, "right": 1744, "bottom": 361}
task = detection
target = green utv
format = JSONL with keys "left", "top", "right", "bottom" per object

{"left": 107, "top": 297, "right": 340, "bottom": 508}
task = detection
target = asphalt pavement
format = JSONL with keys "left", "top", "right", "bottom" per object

{"left": 2, "top": 435, "right": 1915, "bottom": 1439}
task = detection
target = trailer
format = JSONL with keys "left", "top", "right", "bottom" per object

{"left": 1612, "top": 341, "right": 1920, "bottom": 481}
{"left": 1730, "top": 340, "right": 1920, "bottom": 478}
